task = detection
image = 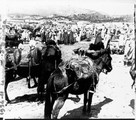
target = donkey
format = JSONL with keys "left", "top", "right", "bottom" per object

{"left": 44, "top": 43, "right": 112, "bottom": 119}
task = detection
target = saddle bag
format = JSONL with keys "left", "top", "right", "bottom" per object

{"left": 18, "top": 48, "right": 40, "bottom": 67}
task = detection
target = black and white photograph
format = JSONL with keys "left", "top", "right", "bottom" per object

{"left": 0, "top": 1, "right": 7, "bottom": 118}
{"left": 3, "top": 0, "right": 136, "bottom": 119}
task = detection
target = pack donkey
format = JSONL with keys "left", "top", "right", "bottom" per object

{"left": 44, "top": 41, "right": 112, "bottom": 119}
{"left": 5, "top": 46, "right": 42, "bottom": 103}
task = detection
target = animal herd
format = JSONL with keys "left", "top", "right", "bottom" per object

{"left": 5, "top": 39, "right": 135, "bottom": 119}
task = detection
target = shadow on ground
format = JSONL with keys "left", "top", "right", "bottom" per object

{"left": 9, "top": 94, "right": 81, "bottom": 104}
{"left": 61, "top": 97, "right": 113, "bottom": 119}
{"left": 9, "top": 93, "right": 46, "bottom": 104}
{"left": 129, "top": 99, "right": 134, "bottom": 110}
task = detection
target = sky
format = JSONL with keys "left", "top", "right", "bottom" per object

{"left": 0, "top": 0, "right": 135, "bottom": 17}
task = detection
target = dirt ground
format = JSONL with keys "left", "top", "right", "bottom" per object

{"left": 4, "top": 41, "right": 135, "bottom": 119}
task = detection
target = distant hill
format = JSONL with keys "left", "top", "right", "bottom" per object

{"left": 7, "top": 7, "right": 133, "bottom": 23}
{"left": 49, "top": 13, "right": 133, "bottom": 23}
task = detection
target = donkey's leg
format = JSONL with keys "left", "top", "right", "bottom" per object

{"left": 5, "top": 83, "right": 10, "bottom": 103}
{"left": 87, "top": 92, "right": 93, "bottom": 114}
{"left": 27, "top": 77, "right": 31, "bottom": 88}
{"left": 37, "top": 77, "right": 44, "bottom": 102}
{"left": 83, "top": 92, "right": 87, "bottom": 114}
{"left": 51, "top": 94, "right": 68, "bottom": 119}
{"left": 44, "top": 93, "right": 53, "bottom": 119}
{"left": 44, "top": 93, "right": 57, "bottom": 119}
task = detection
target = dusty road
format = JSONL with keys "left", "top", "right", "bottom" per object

{"left": 4, "top": 42, "right": 135, "bottom": 119}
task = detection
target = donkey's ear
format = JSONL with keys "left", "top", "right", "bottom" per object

{"left": 106, "top": 39, "right": 111, "bottom": 50}
{"left": 106, "top": 45, "right": 111, "bottom": 54}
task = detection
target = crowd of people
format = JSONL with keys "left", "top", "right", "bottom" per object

{"left": 3, "top": 21, "right": 135, "bottom": 66}
{"left": 4, "top": 22, "right": 134, "bottom": 43}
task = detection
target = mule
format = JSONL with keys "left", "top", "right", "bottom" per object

{"left": 5, "top": 47, "right": 42, "bottom": 103}
{"left": 44, "top": 44, "right": 112, "bottom": 119}
{"left": 37, "top": 43, "right": 62, "bottom": 102}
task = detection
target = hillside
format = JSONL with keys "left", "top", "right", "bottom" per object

{"left": 7, "top": 7, "right": 133, "bottom": 23}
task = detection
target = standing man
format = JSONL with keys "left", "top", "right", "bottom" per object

{"left": 94, "top": 28, "right": 103, "bottom": 45}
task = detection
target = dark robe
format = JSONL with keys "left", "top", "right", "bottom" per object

{"left": 41, "top": 31, "right": 46, "bottom": 43}
{"left": 63, "top": 32, "right": 69, "bottom": 45}
{"left": 68, "top": 31, "right": 75, "bottom": 44}
{"left": 59, "top": 32, "right": 64, "bottom": 44}
{"left": 94, "top": 32, "right": 103, "bottom": 45}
